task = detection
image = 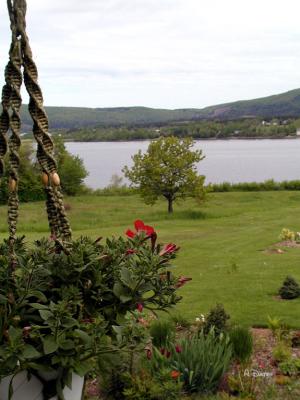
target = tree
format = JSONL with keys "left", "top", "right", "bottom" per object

{"left": 123, "top": 136, "right": 205, "bottom": 213}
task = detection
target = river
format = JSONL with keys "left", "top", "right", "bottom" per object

{"left": 65, "top": 139, "right": 300, "bottom": 189}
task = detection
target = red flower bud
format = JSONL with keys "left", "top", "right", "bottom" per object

{"left": 159, "top": 243, "right": 179, "bottom": 256}
{"left": 175, "top": 345, "right": 182, "bottom": 353}
{"left": 175, "top": 276, "right": 192, "bottom": 288}
{"left": 136, "top": 303, "right": 143, "bottom": 312}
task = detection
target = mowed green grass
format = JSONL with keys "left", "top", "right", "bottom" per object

{"left": 1, "top": 191, "right": 300, "bottom": 328}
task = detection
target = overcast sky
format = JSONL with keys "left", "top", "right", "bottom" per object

{"left": 0, "top": 0, "right": 300, "bottom": 109}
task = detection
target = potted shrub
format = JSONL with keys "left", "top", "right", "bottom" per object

{"left": 0, "top": 223, "right": 186, "bottom": 399}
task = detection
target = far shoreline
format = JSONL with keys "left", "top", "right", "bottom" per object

{"left": 62, "top": 135, "right": 300, "bottom": 143}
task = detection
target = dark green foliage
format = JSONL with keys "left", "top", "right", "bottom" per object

{"left": 203, "top": 304, "right": 230, "bottom": 336}
{"left": 149, "top": 320, "right": 175, "bottom": 349}
{"left": 0, "top": 143, "right": 45, "bottom": 203}
{"left": 0, "top": 228, "right": 182, "bottom": 392}
{"left": 279, "top": 276, "right": 300, "bottom": 299}
{"left": 0, "top": 138, "right": 88, "bottom": 204}
{"left": 229, "top": 326, "right": 253, "bottom": 364}
{"left": 33, "top": 116, "right": 297, "bottom": 142}
{"left": 148, "top": 331, "right": 232, "bottom": 394}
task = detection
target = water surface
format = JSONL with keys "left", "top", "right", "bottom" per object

{"left": 65, "top": 139, "right": 300, "bottom": 189}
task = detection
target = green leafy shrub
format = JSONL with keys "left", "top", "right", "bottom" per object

{"left": 279, "top": 359, "right": 300, "bottom": 376}
{"left": 0, "top": 220, "right": 186, "bottom": 396}
{"left": 149, "top": 320, "right": 175, "bottom": 348}
{"left": 203, "top": 304, "right": 230, "bottom": 336}
{"left": 123, "top": 369, "right": 182, "bottom": 400}
{"left": 272, "top": 343, "right": 291, "bottom": 364}
{"left": 279, "top": 228, "right": 295, "bottom": 241}
{"left": 148, "top": 331, "right": 232, "bottom": 394}
{"left": 229, "top": 326, "right": 253, "bottom": 364}
{"left": 278, "top": 276, "right": 300, "bottom": 299}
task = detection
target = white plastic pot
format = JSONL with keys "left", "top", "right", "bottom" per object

{"left": 0, "top": 371, "right": 84, "bottom": 400}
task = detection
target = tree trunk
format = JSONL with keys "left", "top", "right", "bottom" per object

{"left": 168, "top": 198, "right": 173, "bottom": 213}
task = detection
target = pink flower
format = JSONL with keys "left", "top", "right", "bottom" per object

{"left": 137, "top": 303, "right": 143, "bottom": 312}
{"left": 159, "top": 243, "right": 180, "bottom": 256}
{"left": 22, "top": 326, "right": 31, "bottom": 338}
{"left": 175, "top": 345, "right": 182, "bottom": 353}
{"left": 126, "top": 220, "right": 155, "bottom": 238}
{"left": 175, "top": 276, "right": 192, "bottom": 288}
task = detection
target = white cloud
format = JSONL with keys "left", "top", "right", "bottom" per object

{"left": 0, "top": 0, "right": 300, "bottom": 108}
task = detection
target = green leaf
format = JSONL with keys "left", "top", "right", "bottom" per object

{"left": 29, "top": 303, "right": 49, "bottom": 310}
{"left": 62, "top": 317, "right": 78, "bottom": 328}
{"left": 120, "top": 267, "right": 137, "bottom": 289}
{"left": 23, "top": 344, "right": 41, "bottom": 359}
{"left": 0, "top": 294, "right": 7, "bottom": 304}
{"left": 26, "top": 291, "right": 47, "bottom": 303}
{"left": 59, "top": 340, "right": 75, "bottom": 350}
{"left": 120, "top": 294, "right": 132, "bottom": 303}
{"left": 43, "top": 336, "right": 59, "bottom": 355}
{"left": 74, "top": 329, "right": 92, "bottom": 345}
{"left": 39, "top": 309, "right": 53, "bottom": 321}
{"left": 8, "top": 326, "right": 21, "bottom": 342}
{"left": 74, "top": 360, "right": 92, "bottom": 376}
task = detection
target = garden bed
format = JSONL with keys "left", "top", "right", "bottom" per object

{"left": 84, "top": 327, "right": 300, "bottom": 399}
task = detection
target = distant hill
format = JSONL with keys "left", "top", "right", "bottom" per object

{"left": 20, "top": 88, "right": 300, "bottom": 130}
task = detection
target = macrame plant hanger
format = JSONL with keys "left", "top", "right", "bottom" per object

{"left": 0, "top": 0, "right": 72, "bottom": 270}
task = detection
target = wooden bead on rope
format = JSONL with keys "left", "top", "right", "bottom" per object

{"left": 9, "top": 177, "right": 17, "bottom": 192}
{"left": 51, "top": 172, "right": 60, "bottom": 186}
{"left": 42, "top": 172, "right": 49, "bottom": 186}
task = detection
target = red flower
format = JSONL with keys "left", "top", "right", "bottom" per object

{"left": 171, "top": 370, "right": 180, "bottom": 379}
{"left": 126, "top": 220, "right": 155, "bottom": 238}
{"left": 160, "top": 347, "right": 165, "bottom": 355}
{"left": 175, "top": 345, "right": 182, "bottom": 353}
{"left": 175, "top": 276, "right": 192, "bottom": 288}
{"left": 166, "top": 351, "right": 171, "bottom": 358}
{"left": 159, "top": 243, "right": 179, "bottom": 256}
{"left": 136, "top": 303, "right": 143, "bottom": 312}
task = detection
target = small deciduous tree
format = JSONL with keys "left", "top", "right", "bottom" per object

{"left": 123, "top": 136, "right": 205, "bottom": 213}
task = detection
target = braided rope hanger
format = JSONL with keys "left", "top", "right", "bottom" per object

{"left": 0, "top": 0, "right": 72, "bottom": 266}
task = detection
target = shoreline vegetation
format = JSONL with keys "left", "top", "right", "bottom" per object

{"left": 91, "top": 179, "right": 300, "bottom": 197}
{"left": 23, "top": 117, "right": 300, "bottom": 142}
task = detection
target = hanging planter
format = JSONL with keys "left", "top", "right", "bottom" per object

{"left": 0, "top": 1, "right": 188, "bottom": 400}
{"left": 0, "top": 372, "right": 84, "bottom": 400}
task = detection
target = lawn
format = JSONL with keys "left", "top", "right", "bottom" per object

{"left": 1, "top": 191, "right": 300, "bottom": 328}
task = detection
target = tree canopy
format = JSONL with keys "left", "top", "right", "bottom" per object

{"left": 123, "top": 136, "right": 205, "bottom": 213}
